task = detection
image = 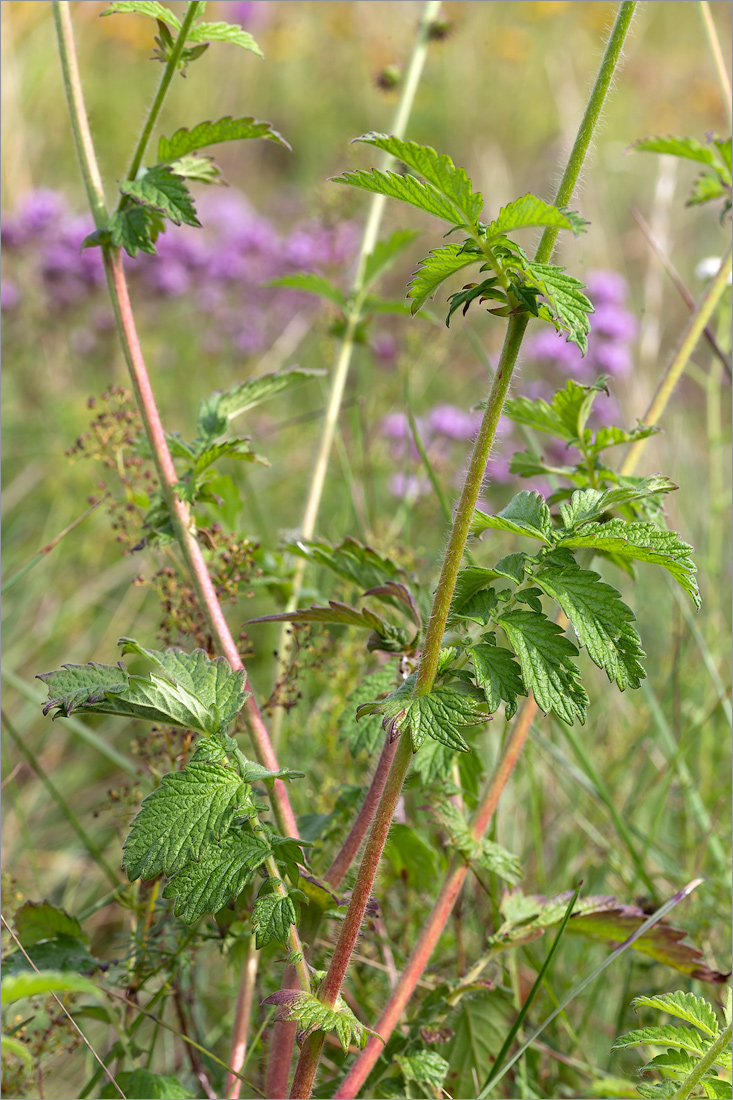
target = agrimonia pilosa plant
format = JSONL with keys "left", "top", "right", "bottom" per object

{"left": 7, "top": 1, "right": 728, "bottom": 1098}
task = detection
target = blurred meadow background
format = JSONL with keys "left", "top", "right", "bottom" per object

{"left": 1, "top": 2, "right": 731, "bottom": 1097}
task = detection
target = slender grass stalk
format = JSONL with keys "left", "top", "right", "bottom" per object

{"left": 697, "top": 0, "right": 733, "bottom": 129}
{"left": 51, "top": 0, "right": 299, "bottom": 843}
{"left": 1, "top": 497, "right": 105, "bottom": 595}
{"left": 672, "top": 1021, "right": 733, "bottom": 1100}
{"left": 1, "top": 709, "right": 121, "bottom": 890}
{"left": 477, "top": 879, "right": 704, "bottom": 1097}
{"left": 621, "top": 245, "right": 733, "bottom": 476}
{"left": 269, "top": 0, "right": 443, "bottom": 753}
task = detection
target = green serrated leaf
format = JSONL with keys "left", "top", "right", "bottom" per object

{"left": 486, "top": 193, "right": 588, "bottom": 240}
{"left": 406, "top": 243, "right": 481, "bottom": 314}
{"left": 450, "top": 566, "right": 503, "bottom": 616}
{"left": 556, "top": 519, "right": 700, "bottom": 608}
{"left": 284, "top": 536, "right": 406, "bottom": 594}
{"left": 471, "top": 490, "right": 553, "bottom": 543}
{"left": 455, "top": 589, "right": 498, "bottom": 626}
{"left": 631, "top": 135, "right": 722, "bottom": 169}
{"left": 631, "top": 992, "right": 720, "bottom": 1038}
{"left": 636, "top": 1080, "right": 679, "bottom": 1099}
{"left": 261, "top": 989, "right": 380, "bottom": 1053}
{"left": 162, "top": 830, "right": 271, "bottom": 922}
{"left": 267, "top": 272, "right": 347, "bottom": 308}
{"left": 642, "top": 1048, "right": 698, "bottom": 1077}
{"left": 498, "top": 610, "right": 588, "bottom": 724}
{"left": 120, "top": 165, "right": 200, "bottom": 228}
{"left": 363, "top": 228, "right": 422, "bottom": 289}
{"left": 107, "top": 205, "right": 158, "bottom": 257}
{"left": 703, "top": 1079, "right": 733, "bottom": 1100}
{"left": 14, "top": 902, "right": 85, "bottom": 947}
{"left": 332, "top": 166, "right": 469, "bottom": 225}
{"left": 247, "top": 601, "right": 411, "bottom": 653}
{"left": 339, "top": 664, "right": 399, "bottom": 757}
{"left": 100, "top": 1069, "right": 196, "bottom": 1100}
{"left": 101, "top": 1, "right": 181, "bottom": 26}
{"left": 558, "top": 478, "right": 677, "bottom": 530}
{"left": 396, "top": 1050, "right": 450, "bottom": 1089}
{"left": 504, "top": 377, "right": 604, "bottom": 443}
{"left": 688, "top": 169, "right": 730, "bottom": 207}
{"left": 363, "top": 684, "right": 489, "bottom": 753}
{"left": 471, "top": 643, "right": 526, "bottom": 717}
{"left": 167, "top": 154, "right": 221, "bottom": 184}
{"left": 534, "top": 565, "right": 646, "bottom": 690}
{"left": 184, "top": 20, "right": 262, "bottom": 57}
{"left": 410, "top": 739, "right": 456, "bottom": 785}
{"left": 519, "top": 259, "right": 593, "bottom": 354}
{"left": 251, "top": 891, "right": 298, "bottom": 949}
{"left": 612, "top": 1025, "right": 708, "bottom": 1057}
{"left": 197, "top": 367, "right": 325, "bottom": 442}
{"left": 158, "top": 116, "right": 289, "bottom": 161}
{"left": 122, "top": 763, "right": 250, "bottom": 880}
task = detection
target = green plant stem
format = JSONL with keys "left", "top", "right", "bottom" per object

{"left": 672, "top": 1021, "right": 733, "bottom": 1100}
{"left": 269, "top": 0, "right": 443, "bottom": 753}
{"left": 622, "top": 244, "right": 733, "bottom": 476}
{"left": 1, "top": 709, "right": 121, "bottom": 889}
{"left": 125, "top": 1, "right": 203, "bottom": 183}
{"left": 52, "top": 0, "right": 299, "bottom": 844}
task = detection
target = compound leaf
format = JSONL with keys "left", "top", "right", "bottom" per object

{"left": 471, "top": 490, "right": 553, "bottom": 543}
{"left": 162, "top": 830, "right": 271, "bottom": 922}
{"left": 158, "top": 116, "right": 289, "bottom": 161}
{"left": 556, "top": 520, "right": 700, "bottom": 608}
{"left": 498, "top": 610, "right": 588, "bottom": 724}
{"left": 122, "top": 763, "right": 251, "bottom": 880}
{"left": 120, "top": 165, "right": 200, "bottom": 227}
{"left": 533, "top": 565, "right": 646, "bottom": 690}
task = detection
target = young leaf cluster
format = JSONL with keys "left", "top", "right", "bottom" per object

{"left": 631, "top": 133, "right": 732, "bottom": 220}
{"left": 261, "top": 987, "right": 382, "bottom": 1053}
{"left": 612, "top": 989, "right": 732, "bottom": 1099}
{"left": 332, "top": 133, "right": 593, "bottom": 350}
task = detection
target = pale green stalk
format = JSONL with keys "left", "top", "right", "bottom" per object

{"left": 697, "top": 1, "right": 732, "bottom": 129}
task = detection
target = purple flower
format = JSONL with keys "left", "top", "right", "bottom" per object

{"left": 526, "top": 327, "right": 590, "bottom": 376}
{"left": 18, "top": 188, "right": 68, "bottom": 237}
{"left": 593, "top": 341, "right": 632, "bottom": 377}
{"left": 371, "top": 332, "right": 398, "bottom": 365}
{"left": 389, "top": 472, "right": 429, "bottom": 500}
{"left": 591, "top": 303, "right": 637, "bottom": 342}
{"left": 228, "top": 1, "right": 270, "bottom": 27}
{"left": 428, "top": 404, "right": 481, "bottom": 440}
{"left": 0, "top": 280, "right": 20, "bottom": 311}
{"left": 586, "top": 269, "right": 628, "bottom": 305}
{"left": 144, "top": 259, "right": 191, "bottom": 296}
{"left": 380, "top": 412, "right": 411, "bottom": 439}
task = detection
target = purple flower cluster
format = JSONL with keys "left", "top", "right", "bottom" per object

{"left": 525, "top": 269, "right": 637, "bottom": 382}
{"left": 2, "top": 186, "right": 359, "bottom": 357}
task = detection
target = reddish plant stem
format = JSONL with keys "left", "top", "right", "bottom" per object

{"left": 325, "top": 733, "right": 399, "bottom": 889}
{"left": 105, "top": 254, "right": 299, "bottom": 842}
{"left": 225, "top": 934, "right": 260, "bottom": 1100}
{"left": 334, "top": 697, "right": 537, "bottom": 1098}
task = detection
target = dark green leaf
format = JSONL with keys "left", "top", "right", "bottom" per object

{"left": 162, "top": 830, "right": 271, "bottom": 922}
{"left": 122, "top": 763, "right": 251, "bottom": 880}
{"left": 385, "top": 823, "right": 439, "bottom": 882}
{"left": 107, "top": 205, "right": 157, "bottom": 257}
{"left": 2, "top": 936, "right": 101, "bottom": 978}
{"left": 120, "top": 165, "right": 200, "bottom": 227}
{"left": 395, "top": 1050, "right": 449, "bottom": 1090}
{"left": 410, "top": 740, "right": 456, "bottom": 785}
{"left": 498, "top": 610, "right": 588, "bottom": 724}
{"left": 407, "top": 243, "right": 481, "bottom": 314}
{"left": 520, "top": 259, "right": 593, "bottom": 354}
{"left": 444, "top": 989, "right": 515, "bottom": 1100}
{"left": 158, "top": 116, "right": 289, "bottom": 161}
{"left": 284, "top": 536, "right": 407, "bottom": 594}
{"left": 456, "top": 588, "right": 498, "bottom": 626}
{"left": 534, "top": 565, "right": 645, "bottom": 690}
{"left": 471, "top": 642, "right": 526, "bottom": 717}
{"left": 14, "top": 902, "right": 85, "bottom": 947}
{"left": 251, "top": 890, "right": 297, "bottom": 949}
{"left": 360, "top": 684, "right": 489, "bottom": 753}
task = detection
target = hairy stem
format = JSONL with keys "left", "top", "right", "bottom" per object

{"left": 52, "top": 0, "right": 299, "bottom": 843}
{"left": 125, "top": 1, "right": 203, "bottom": 183}
{"left": 269, "top": 0, "right": 443, "bottom": 752}
{"left": 673, "top": 1022, "right": 733, "bottom": 1100}
{"left": 334, "top": 696, "right": 537, "bottom": 1097}
{"left": 621, "top": 244, "right": 733, "bottom": 476}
